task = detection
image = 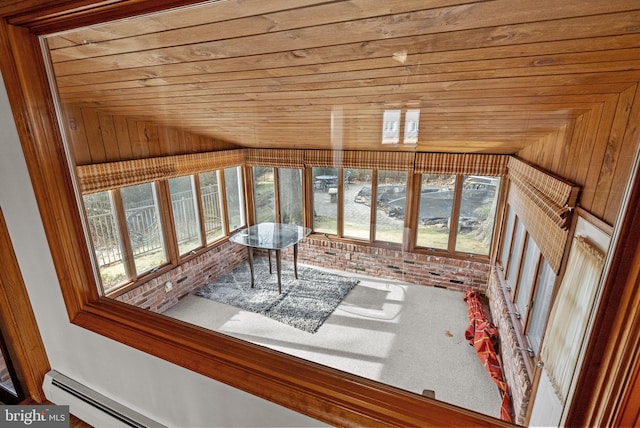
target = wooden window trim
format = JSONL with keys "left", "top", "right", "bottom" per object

{"left": 4, "top": 1, "right": 638, "bottom": 426}
{"left": 0, "top": 208, "right": 50, "bottom": 402}
{"left": 0, "top": 4, "right": 507, "bottom": 425}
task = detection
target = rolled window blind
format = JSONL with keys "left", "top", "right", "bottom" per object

{"left": 76, "top": 149, "right": 245, "bottom": 194}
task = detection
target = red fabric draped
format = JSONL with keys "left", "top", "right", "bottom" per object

{"left": 464, "top": 289, "right": 513, "bottom": 423}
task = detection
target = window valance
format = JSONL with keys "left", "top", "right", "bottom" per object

{"left": 303, "top": 150, "right": 414, "bottom": 171}
{"left": 506, "top": 157, "right": 581, "bottom": 273}
{"left": 508, "top": 157, "right": 580, "bottom": 208}
{"left": 76, "top": 149, "right": 245, "bottom": 194}
{"left": 245, "top": 149, "right": 304, "bottom": 168}
{"left": 508, "top": 183, "right": 568, "bottom": 273}
{"left": 414, "top": 153, "right": 508, "bottom": 176}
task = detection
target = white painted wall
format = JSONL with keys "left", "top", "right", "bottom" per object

{"left": 0, "top": 71, "right": 324, "bottom": 427}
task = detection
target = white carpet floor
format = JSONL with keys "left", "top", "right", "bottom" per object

{"left": 164, "top": 260, "right": 502, "bottom": 420}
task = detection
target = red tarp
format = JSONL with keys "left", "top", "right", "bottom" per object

{"left": 464, "top": 289, "right": 513, "bottom": 423}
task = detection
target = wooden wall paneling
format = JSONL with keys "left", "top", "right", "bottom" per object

{"left": 80, "top": 107, "right": 106, "bottom": 163}
{"left": 561, "top": 111, "right": 589, "bottom": 180}
{"left": 547, "top": 121, "right": 574, "bottom": 173}
{"left": 0, "top": 208, "right": 50, "bottom": 402}
{"left": 62, "top": 104, "right": 91, "bottom": 165}
{"left": 568, "top": 106, "right": 601, "bottom": 184}
{"left": 604, "top": 84, "right": 640, "bottom": 224}
{"left": 97, "top": 111, "right": 120, "bottom": 161}
{"left": 138, "top": 121, "right": 161, "bottom": 158}
{"left": 157, "top": 125, "right": 173, "bottom": 156}
{"left": 578, "top": 98, "right": 619, "bottom": 210}
{"left": 113, "top": 114, "right": 133, "bottom": 161}
{"left": 128, "top": 118, "right": 149, "bottom": 159}
{"left": 591, "top": 86, "right": 637, "bottom": 221}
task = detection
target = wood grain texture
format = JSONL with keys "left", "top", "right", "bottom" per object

{"left": 0, "top": 208, "right": 50, "bottom": 402}
{"left": 37, "top": 0, "right": 640, "bottom": 164}
{"left": 2, "top": 0, "right": 640, "bottom": 427}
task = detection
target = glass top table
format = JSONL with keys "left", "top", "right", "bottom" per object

{"left": 230, "top": 223, "right": 311, "bottom": 293}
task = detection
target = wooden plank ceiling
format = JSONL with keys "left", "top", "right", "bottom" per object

{"left": 45, "top": 0, "right": 640, "bottom": 162}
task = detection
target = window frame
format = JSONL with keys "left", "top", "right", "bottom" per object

{"left": 0, "top": 1, "right": 554, "bottom": 426}
{"left": 413, "top": 173, "right": 501, "bottom": 260}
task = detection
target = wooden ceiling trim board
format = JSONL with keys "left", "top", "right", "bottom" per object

{"left": 55, "top": 65, "right": 639, "bottom": 102}
{"left": 44, "top": 0, "right": 346, "bottom": 49}
{"left": 50, "top": 33, "right": 640, "bottom": 89}
{"left": 48, "top": 0, "right": 480, "bottom": 62}
{"left": 48, "top": 0, "right": 640, "bottom": 65}
{"left": 49, "top": 9, "right": 640, "bottom": 77}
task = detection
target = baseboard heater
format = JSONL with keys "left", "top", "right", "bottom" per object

{"left": 43, "top": 370, "right": 166, "bottom": 428}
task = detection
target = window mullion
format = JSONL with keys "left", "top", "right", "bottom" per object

{"left": 273, "top": 168, "right": 281, "bottom": 223}
{"left": 193, "top": 174, "right": 207, "bottom": 247}
{"left": 369, "top": 169, "right": 377, "bottom": 243}
{"left": 218, "top": 170, "right": 230, "bottom": 236}
{"left": 157, "top": 180, "right": 179, "bottom": 265}
{"left": 112, "top": 188, "right": 136, "bottom": 282}
{"left": 448, "top": 175, "right": 463, "bottom": 253}
{"left": 523, "top": 252, "right": 543, "bottom": 333}
{"left": 337, "top": 168, "right": 344, "bottom": 237}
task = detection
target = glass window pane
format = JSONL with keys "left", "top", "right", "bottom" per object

{"left": 253, "top": 166, "right": 276, "bottom": 224}
{"left": 224, "top": 166, "right": 245, "bottom": 232}
{"left": 121, "top": 182, "right": 167, "bottom": 275}
{"left": 83, "top": 191, "right": 128, "bottom": 292}
{"left": 528, "top": 258, "right": 556, "bottom": 354}
{"left": 507, "top": 219, "right": 526, "bottom": 287}
{"left": 375, "top": 170, "right": 407, "bottom": 244}
{"left": 278, "top": 168, "right": 303, "bottom": 225}
{"left": 515, "top": 237, "right": 540, "bottom": 323}
{"left": 416, "top": 174, "right": 455, "bottom": 249}
{"left": 312, "top": 167, "right": 338, "bottom": 234}
{"left": 455, "top": 176, "right": 500, "bottom": 255}
{"left": 199, "top": 171, "right": 224, "bottom": 243}
{"left": 169, "top": 175, "right": 202, "bottom": 255}
{"left": 500, "top": 206, "right": 516, "bottom": 269}
{"left": 343, "top": 169, "right": 372, "bottom": 240}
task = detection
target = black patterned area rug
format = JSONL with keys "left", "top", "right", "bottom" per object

{"left": 194, "top": 257, "right": 359, "bottom": 333}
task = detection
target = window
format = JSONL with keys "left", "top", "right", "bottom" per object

{"left": 527, "top": 259, "right": 555, "bottom": 353}
{"left": 507, "top": 218, "right": 526, "bottom": 287}
{"left": 253, "top": 166, "right": 276, "bottom": 223}
{"left": 344, "top": 169, "right": 372, "bottom": 240}
{"left": 83, "top": 191, "right": 127, "bottom": 291}
{"left": 500, "top": 206, "right": 516, "bottom": 269}
{"left": 199, "top": 171, "right": 224, "bottom": 244}
{"left": 224, "top": 166, "right": 246, "bottom": 232}
{"left": 455, "top": 176, "right": 500, "bottom": 255}
{"left": 514, "top": 237, "right": 540, "bottom": 322}
{"left": 251, "top": 166, "right": 303, "bottom": 225}
{"left": 416, "top": 174, "right": 456, "bottom": 250}
{"left": 415, "top": 174, "right": 500, "bottom": 257}
{"left": 312, "top": 167, "right": 338, "bottom": 234}
{"left": 278, "top": 168, "right": 303, "bottom": 225}
{"left": 169, "top": 175, "right": 203, "bottom": 255}
{"left": 82, "top": 167, "right": 246, "bottom": 293}
{"left": 375, "top": 170, "right": 407, "bottom": 243}
{"left": 121, "top": 182, "right": 168, "bottom": 275}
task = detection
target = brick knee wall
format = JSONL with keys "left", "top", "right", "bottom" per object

{"left": 115, "top": 240, "right": 247, "bottom": 312}
{"left": 295, "top": 236, "right": 491, "bottom": 293}
{"left": 116, "top": 235, "right": 492, "bottom": 312}
{"left": 487, "top": 266, "right": 532, "bottom": 425}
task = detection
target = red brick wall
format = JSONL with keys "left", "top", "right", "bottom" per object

{"left": 117, "top": 235, "right": 491, "bottom": 312}
{"left": 487, "top": 266, "right": 532, "bottom": 425}
{"left": 294, "top": 236, "right": 491, "bottom": 293}
{"left": 115, "top": 240, "right": 247, "bottom": 312}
